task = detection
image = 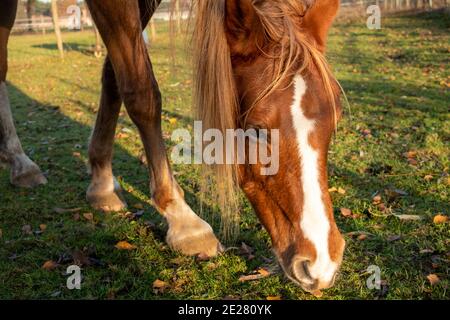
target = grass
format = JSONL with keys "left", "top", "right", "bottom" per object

{"left": 0, "top": 11, "right": 449, "bottom": 300}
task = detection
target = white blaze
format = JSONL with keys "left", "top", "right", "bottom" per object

{"left": 290, "top": 75, "right": 336, "bottom": 283}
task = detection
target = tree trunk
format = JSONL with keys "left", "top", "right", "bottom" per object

{"left": 51, "top": 0, "right": 64, "bottom": 59}
{"left": 26, "top": 0, "right": 36, "bottom": 32}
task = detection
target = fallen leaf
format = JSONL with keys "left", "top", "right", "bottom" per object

{"left": 54, "top": 207, "right": 82, "bottom": 214}
{"left": 72, "top": 250, "right": 91, "bottom": 266}
{"left": 267, "top": 296, "right": 282, "bottom": 300}
{"left": 338, "top": 187, "right": 346, "bottom": 195}
{"left": 22, "top": 225, "right": 32, "bottom": 235}
{"left": 433, "top": 214, "right": 448, "bottom": 225}
{"left": 83, "top": 213, "right": 94, "bottom": 221}
{"left": 394, "top": 214, "right": 423, "bottom": 221}
{"left": 115, "top": 241, "right": 137, "bottom": 250}
{"left": 424, "top": 175, "right": 433, "bottom": 182}
{"left": 328, "top": 187, "right": 338, "bottom": 193}
{"left": 152, "top": 279, "right": 169, "bottom": 294}
{"left": 42, "top": 260, "right": 59, "bottom": 270}
{"left": 133, "top": 203, "right": 144, "bottom": 210}
{"left": 240, "top": 242, "right": 255, "bottom": 260}
{"left": 39, "top": 224, "right": 47, "bottom": 231}
{"left": 72, "top": 152, "right": 81, "bottom": 158}
{"left": 426, "top": 274, "right": 440, "bottom": 286}
{"left": 387, "top": 235, "right": 401, "bottom": 242}
{"left": 340, "top": 208, "right": 352, "bottom": 217}
{"left": 372, "top": 195, "right": 382, "bottom": 204}
{"left": 357, "top": 234, "right": 368, "bottom": 241}
{"left": 168, "top": 118, "right": 178, "bottom": 125}
{"left": 239, "top": 268, "right": 271, "bottom": 282}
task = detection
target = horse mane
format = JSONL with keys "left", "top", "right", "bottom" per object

{"left": 191, "top": 0, "right": 339, "bottom": 240}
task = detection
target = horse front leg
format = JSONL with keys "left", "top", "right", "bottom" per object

{"left": 86, "top": 0, "right": 222, "bottom": 257}
{"left": 0, "top": 1, "right": 47, "bottom": 188}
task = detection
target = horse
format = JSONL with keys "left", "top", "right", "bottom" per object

{"left": 1, "top": 0, "right": 345, "bottom": 293}
{"left": 0, "top": 0, "right": 47, "bottom": 187}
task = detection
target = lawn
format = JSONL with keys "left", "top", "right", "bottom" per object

{"left": 0, "top": 10, "right": 448, "bottom": 300}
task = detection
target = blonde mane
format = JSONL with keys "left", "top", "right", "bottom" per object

{"left": 191, "top": 0, "right": 339, "bottom": 241}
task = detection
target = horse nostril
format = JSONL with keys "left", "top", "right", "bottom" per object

{"left": 292, "top": 258, "right": 314, "bottom": 285}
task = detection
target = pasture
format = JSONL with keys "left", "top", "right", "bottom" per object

{"left": 0, "top": 10, "right": 448, "bottom": 299}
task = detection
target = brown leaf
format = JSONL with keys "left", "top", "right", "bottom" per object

{"left": 340, "top": 208, "right": 352, "bottom": 217}
{"left": 357, "top": 234, "right": 368, "bottom": 241}
{"left": 387, "top": 235, "right": 401, "bottom": 242}
{"left": 424, "top": 175, "right": 433, "bottom": 182}
{"left": 54, "top": 207, "right": 82, "bottom": 214}
{"left": 267, "top": 296, "right": 282, "bottom": 300}
{"left": 42, "top": 260, "right": 59, "bottom": 270}
{"left": 115, "top": 241, "right": 137, "bottom": 250}
{"left": 22, "top": 225, "right": 32, "bottom": 235}
{"left": 39, "top": 224, "right": 47, "bottom": 231}
{"left": 239, "top": 268, "right": 271, "bottom": 282}
{"left": 72, "top": 250, "right": 91, "bottom": 266}
{"left": 426, "top": 274, "right": 440, "bottom": 286}
{"left": 328, "top": 187, "right": 338, "bottom": 193}
{"left": 338, "top": 187, "right": 346, "bottom": 195}
{"left": 152, "top": 279, "right": 169, "bottom": 294}
{"left": 240, "top": 242, "right": 255, "bottom": 260}
{"left": 433, "top": 214, "right": 448, "bottom": 225}
{"left": 372, "top": 195, "right": 382, "bottom": 204}
{"left": 83, "top": 213, "right": 94, "bottom": 221}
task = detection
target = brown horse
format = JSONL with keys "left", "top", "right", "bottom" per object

{"left": 0, "top": 0, "right": 47, "bottom": 187}
{"left": 1, "top": 0, "right": 345, "bottom": 292}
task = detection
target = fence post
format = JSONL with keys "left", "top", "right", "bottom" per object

{"left": 51, "top": 0, "right": 64, "bottom": 59}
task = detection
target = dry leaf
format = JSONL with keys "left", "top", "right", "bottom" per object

{"left": 340, "top": 208, "right": 352, "bottom": 217}
{"left": 72, "top": 250, "right": 91, "bottom": 266}
{"left": 424, "top": 175, "right": 433, "bottom": 182}
{"left": 133, "top": 203, "right": 144, "bottom": 210}
{"left": 54, "top": 207, "right": 82, "bottom": 214}
{"left": 239, "top": 268, "right": 271, "bottom": 282}
{"left": 153, "top": 279, "right": 169, "bottom": 294}
{"left": 42, "top": 260, "right": 58, "bottom": 270}
{"left": 267, "top": 296, "right": 282, "bottom": 300}
{"left": 426, "top": 274, "right": 440, "bottom": 286}
{"left": 394, "top": 214, "right": 422, "bottom": 221}
{"left": 168, "top": 118, "right": 178, "bottom": 125}
{"left": 338, "top": 187, "right": 346, "bottom": 195}
{"left": 39, "top": 224, "right": 47, "bottom": 231}
{"left": 115, "top": 241, "right": 137, "bottom": 250}
{"left": 387, "top": 235, "right": 401, "bottom": 242}
{"left": 372, "top": 195, "right": 382, "bottom": 204}
{"left": 433, "top": 214, "right": 448, "bottom": 225}
{"left": 328, "top": 187, "right": 338, "bottom": 193}
{"left": 357, "top": 234, "right": 368, "bottom": 241}
{"left": 83, "top": 213, "right": 94, "bottom": 221}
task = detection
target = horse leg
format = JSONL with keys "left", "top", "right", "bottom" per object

{"left": 86, "top": 0, "right": 221, "bottom": 257}
{"left": 0, "top": 1, "right": 47, "bottom": 188}
{"left": 86, "top": 57, "right": 126, "bottom": 211}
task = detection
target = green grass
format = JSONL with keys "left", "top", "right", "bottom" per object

{"left": 0, "top": 11, "right": 449, "bottom": 300}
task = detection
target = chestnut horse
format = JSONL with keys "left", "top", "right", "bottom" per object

{"left": 0, "top": 0, "right": 345, "bottom": 292}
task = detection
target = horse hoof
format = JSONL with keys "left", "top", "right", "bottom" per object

{"left": 10, "top": 156, "right": 47, "bottom": 188}
{"left": 87, "top": 190, "right": 127, "bottom": 212}
{"left": 166, "top": 222, "right": 222, "bottom": 258}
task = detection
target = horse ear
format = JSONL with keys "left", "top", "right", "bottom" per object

{"left": 225, "top": 0, "right": 256, "bottom": 35}
{"left": 225, "top": 0, "right": 261, "bottom": 56}
{"left": 302, "top": 0, "right": 340, "bottom": 52}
